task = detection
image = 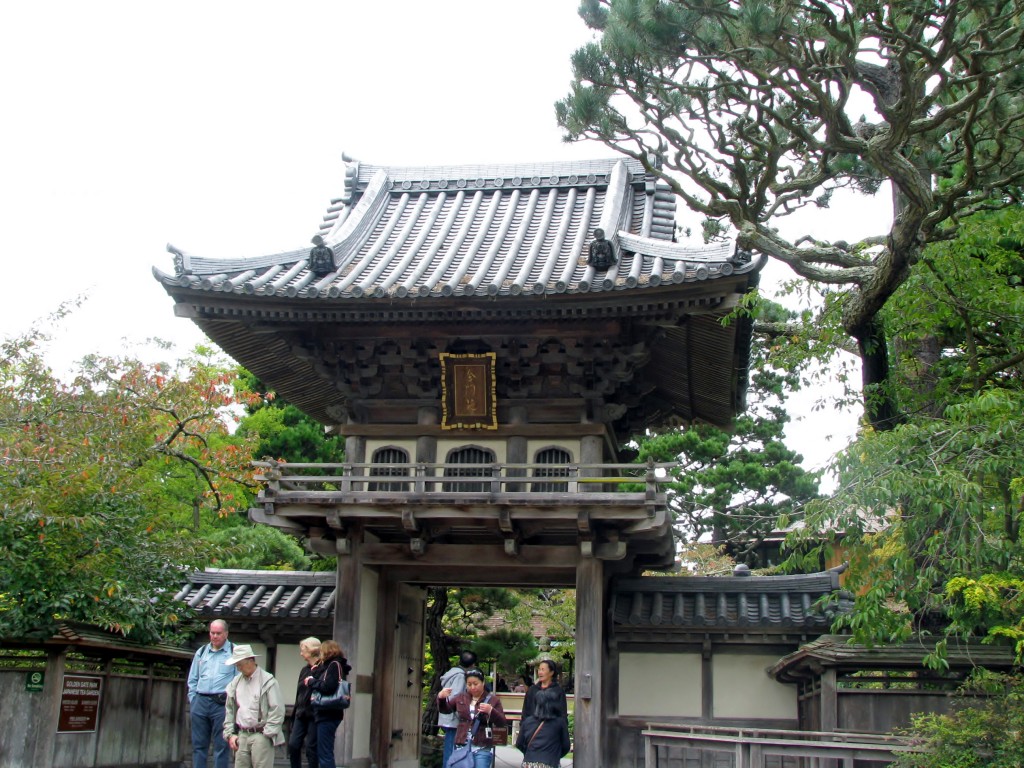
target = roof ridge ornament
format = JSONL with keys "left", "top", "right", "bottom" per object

{"left": 309, "top": 235, "right": 335, "bottom": 276}
{"left": 167, "top": 243, "right": 189, "bottom": 276}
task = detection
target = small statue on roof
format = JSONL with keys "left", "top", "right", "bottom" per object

{"left": 588, "top": 228, "right": 617, "bottom": 270}
{"left": 309, "top": 235, "right": 335, "bottom": 276}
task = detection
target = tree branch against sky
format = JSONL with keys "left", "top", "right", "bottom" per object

{"left": 558, "top": 0, "right": 1024, "bottom": 429}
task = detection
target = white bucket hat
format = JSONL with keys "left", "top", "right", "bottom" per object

{"left": 224, "top": 644, "right": 259, "bottom": 666}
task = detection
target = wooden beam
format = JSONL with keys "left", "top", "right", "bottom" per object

{"left": 332, "top": 423, "right": 607, "bottom": 438}
{"left": 360, "top": 543, "right": 578, "bottom": 569}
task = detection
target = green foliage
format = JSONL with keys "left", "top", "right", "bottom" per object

{"left": 468, "top": 628, "right": 539, "bottom": 682}
{"left": 894, "top": 674, "right": 1024, "bottom": 768}
{"left": 790, "top": 388, "right": 1024, "bottom": 649}
{"left": 637, "top": 311, "right": 821, "bottom": 564}
{"left": 235, "top": 370, "right": 345, "bottom": 463}
{"left": 202, "top": 524, "right": 311, "bottom": 571}
{"left": 946, "top": 574, "right": 1024, "bottom": 661}
{"left": 789, "top": 209, "right": 1024, "bottom": 652}
{"left": 0, "top": 318, "right": 259, "bottom": 641}
{"left": 559, "top": 0, "right": 1024, "bottom": 428}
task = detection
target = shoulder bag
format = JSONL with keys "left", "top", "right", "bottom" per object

{"left": 446, "top": 694, "right": 496, "bottom": 768}
{"left": 311, "top": 661, "right": 351, "bottom": 709}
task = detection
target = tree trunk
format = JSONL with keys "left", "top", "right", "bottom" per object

{"left": 420, "top": 586, "right": 449, "bottom": 736}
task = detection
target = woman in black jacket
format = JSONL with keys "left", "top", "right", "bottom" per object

{"left": 305, "top": 639, "right": 352, "bottom": 768}
{"left": 516, "top": 686, "right": 571, "bottom": 768}
{"left": 522, "top": 660, "right": 567, "bottom": 721}
{"left": 289, "top": 637, "right": 321, "bottom": 768}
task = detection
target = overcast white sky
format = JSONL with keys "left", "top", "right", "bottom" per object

{"left": 0, "top": 1, "right": 886, "bottom": 474}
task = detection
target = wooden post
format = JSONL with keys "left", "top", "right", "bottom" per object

{"left": 334, "top": 531, "right": 363, "bottom": 766}
{"left": 574, "top": 555, "right": 605, "bottom": 768}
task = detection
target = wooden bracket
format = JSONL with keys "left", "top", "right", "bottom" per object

{"left": 402, "top": 509, "right": 420, "bottom": 533}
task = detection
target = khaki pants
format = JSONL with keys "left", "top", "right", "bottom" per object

{"left": 234, "top": 731, "right": 275, "bottom": 768}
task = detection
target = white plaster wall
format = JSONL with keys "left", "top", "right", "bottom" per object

{"left": 274, "top": 643, "right": 306, "bottom": 706}
{"left": 711, "top": 655, "right": 797, "bottom": 719}
{"left": 350, "top": 566, "right": 379, "bottom": 762}
{"left": 618, "top": 652, "right": 702, "bottom": 717}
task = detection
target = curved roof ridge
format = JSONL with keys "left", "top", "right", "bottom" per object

{"left": 165, "top": 243, "right": 305, "bottom": 277}
{"left": 617, "top": 233, "right": 738, "bottom": 262}
{"left": 355, "top": 156, "right": 645, "bottom": 185}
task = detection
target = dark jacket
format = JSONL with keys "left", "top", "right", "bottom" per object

{"left": 293, "top": 662, "right": 318, "bottom": 720}
{"left": 436, "top": 691, "right": 507, "bottom": 748}
{"left": 522, "top": 682, "right": 567, "bottom": 721}
{"left": 516, "top": 714, "right": 571, "bottom": 766}
{"left": 309, "top": 656, "right": 352, "bottom": 721}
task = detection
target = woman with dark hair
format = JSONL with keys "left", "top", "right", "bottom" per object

{"left": 305, "top": 640, "right": 352, "bottom": 768}
{"left": 289, "top": 637, "right": 321, "bottom": 768}
{"left": 522, "top": 660, "right": 567, "bottom": 722}
{"left": 516, "top": 686, "right": 571, "bottom": 768}
{"left": 437, "top": 667, "right": 507, "bottom": 768}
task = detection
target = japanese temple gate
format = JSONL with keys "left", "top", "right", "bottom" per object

{"left": 156, "top": 154, "right": 766, "bottom": 767}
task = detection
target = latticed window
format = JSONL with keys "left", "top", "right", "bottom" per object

{"left": 443, "top": 446, "right": 495, "bottom": 492}
{"left": 369, "top": 446, "right": 410, "bottom": 492}
{"left": 532, "top": 447, "right": 572, "bottom": 493}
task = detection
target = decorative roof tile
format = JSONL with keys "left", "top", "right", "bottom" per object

{"left": 176, "top": 569, "right": 336, "bottom": 621}
{"left": 611, "top": 570, "right": 853, "bottom": 634}
{"left": 769, "top": 634, "right": 1019, "bottom": 683}
{"left": 156, "top": 156, "right": 762, "bottom": 301}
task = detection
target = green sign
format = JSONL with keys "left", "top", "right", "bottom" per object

{"left": 26, "top": 670, "right": 45, "bottom": 692}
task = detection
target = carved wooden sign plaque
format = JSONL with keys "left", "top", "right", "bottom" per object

{"left": 440, "top": 352, "right": 497, "bottom": 430}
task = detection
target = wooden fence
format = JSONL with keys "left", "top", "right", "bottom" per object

{"left": 0, "top": 644, "right": 190, "bottom": 768}
{"left": 642, "top": 724, "right": 915, "bottom": 768}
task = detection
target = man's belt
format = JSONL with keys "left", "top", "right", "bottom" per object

{"left": 198, "top": 692, "right": 227, "bottom": 704}
{"left": 236, "top": 725, "right": 263, "bottom": 734}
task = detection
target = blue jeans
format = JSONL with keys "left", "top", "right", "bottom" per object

{"left": 190, "top": 694, "right": 230, "bottom": 768}
{"left": 442, "top": 726, "right": 457, "bottom": 766}
{"left": 289, "top": 714, "right": 318, "bottom": 768}
{"left": 315, "top": 716, "right": 342, "bottom": 768}
{"left": 471, "top": 747, "right": 494, "bottom": 768}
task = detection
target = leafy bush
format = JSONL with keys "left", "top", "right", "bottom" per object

{"left": 894, "top": 673, "right": 1024, "bottom": 768}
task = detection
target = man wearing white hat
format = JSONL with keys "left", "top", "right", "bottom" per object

{"left": 222, "top": 644, "right": 286, "bottom": 768}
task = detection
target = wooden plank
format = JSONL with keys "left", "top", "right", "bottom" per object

{"left": 334, "top": 422, "right": 607, "bottom": 437}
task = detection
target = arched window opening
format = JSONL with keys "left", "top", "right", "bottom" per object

{"left": 369, "top": 446, "right": 410, "bottom": 492}
{"left": 532, "top": 447, "right": 572, "bottom": 493}
{"left": 443, "top": 446, "right": 496, "bottom": 493}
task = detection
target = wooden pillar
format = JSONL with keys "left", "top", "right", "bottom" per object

{"left": 334, "top": 532, "right": 363, "bottom": 766}
{"left": 507, "top": 405, "right": 528, "bottom": 491}
{"left": 574, "top": 555, "right": 605, "bottom": 768}
{"left": 416, "top": 406, "right": 438, "bottom": 464}
{"left": 820, "top": 668, "right": 838, "bottom": 732}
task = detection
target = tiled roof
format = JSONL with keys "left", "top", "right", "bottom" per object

{"left": 769, "top": 634, "right": 1019, "bottom": 682}
{"left": 175, "top": 569, "right": 336, "bottom": 621}
{"left": 156, "top": 156, "right": 760, "bottom": 301}
{"left": 2, "top": 622, "right": 193, "bottom": 660}
{"left": 610, "top": 570, "right": 853, "bottom": 634}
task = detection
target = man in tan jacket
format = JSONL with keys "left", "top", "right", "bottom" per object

{"left": 222, "top": 644, "right": 286, "bottom": 768}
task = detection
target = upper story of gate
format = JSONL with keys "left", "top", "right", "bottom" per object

{"left": 155, "top": 155, "right": 766, "bottom": 575}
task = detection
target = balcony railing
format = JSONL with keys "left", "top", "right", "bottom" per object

{"left": 254, "top": 460, "right": 675, "bottom": 508}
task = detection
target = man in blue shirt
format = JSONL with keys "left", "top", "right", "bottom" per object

{"left": 187, "top": 619, "right": 238, "bottom": 768}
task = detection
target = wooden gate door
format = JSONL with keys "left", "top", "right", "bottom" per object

{"left": 389, "top": 583, "right": 425, "bottom": 767}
